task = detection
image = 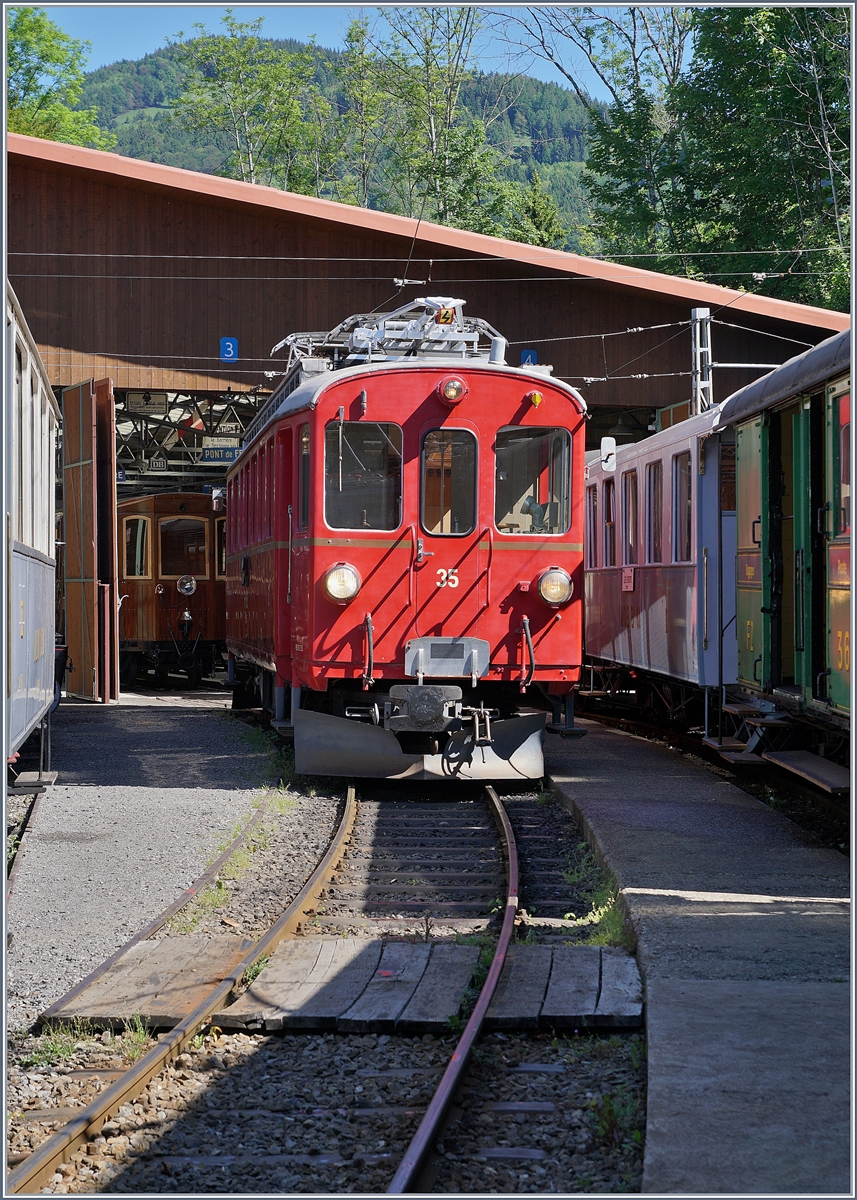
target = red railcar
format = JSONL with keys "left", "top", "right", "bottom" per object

{"left": 117, "top": 492, "right": 227, "bottom": 686}
{"left": 226, "top": 298, "right": 586, "bottom": 778}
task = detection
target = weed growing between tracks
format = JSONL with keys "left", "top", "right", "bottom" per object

{"left": 562, "top": 844, "right": 635, "bottom": 950}
{"left": 14, "top": 1016, "right": 154, "bottom": 1071}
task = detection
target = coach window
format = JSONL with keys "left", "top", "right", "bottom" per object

{"left": 123, "top": 517, "right": 151, "bottom": 578}
{"left": 325, "top": 421, "right": 403, "bottom": 530}
{"left": 603, "top": 479, "right": 616, "bottom": 566}
{"left": 297, "top": 424, "right": 310, "bottom": 531}
{"left": 622, "top": 470, "right": 638, "bottom": 564}
{"left": 586, "top": 485, "right": 598, "bottom": 567}
{"left": 646, "top": 461, "right": 663, "bottom": 563}
{"left": 494, "top": 427, "right": 570, "bottom": 534}
{"left": 422, "top": 429, "right": 476, "bottom": 536}
{"left": 215, "top": 517, "right": 227, "bottom": 578}
{"left": 673, "top": 451, "right": 692, "bottom": 561}
{"left": 160, "top": 518, "right": 208, "bottom": 578}
{"left": 835, "top": 391, "right": 850, "bottom": 536}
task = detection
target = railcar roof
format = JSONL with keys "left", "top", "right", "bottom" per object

{"left": 241, "top": 356, "right": 587, "bottom": 453}
{"left": 586, "top": 404, "right": 725, "bottom": 477}
{"left": 716, "top": 327, "right": 851, "bottom": 429}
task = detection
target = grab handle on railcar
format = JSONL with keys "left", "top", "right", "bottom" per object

{"left": 362, "top": 613, "right": 375, "bottom": 690}
{"left": 287, "top": 504, "right": 293, "bottom": 604}
{"left": 751, "top": 517, "right": 761, "bottom": 545}
{"left": 407, "top": 525, "right": 416, "bottom": 606}
{"left": 817, "top": 502, "right": 830, "bottom": 536}
{"left": 520, "top": 615, "right": 536, "bottom": 692}
{"left": 480, "top": 526, "right": 494, "bottom": 609}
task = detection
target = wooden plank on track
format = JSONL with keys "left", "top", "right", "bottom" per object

{"left": 540, "top": 944, "right": 601, "bottom": 1029}
{"left": 484, "top": 944, "right": 552, "bottom": 1030}
{"left": 142, "top": 937, "right": 253, "bottom": 1026}
{"left": 215, "top": 940, "right": 326, "bottom": 1027}
{"left": 262, "top": 940, "right": 383, "bottom": 1031}
{"left": 595, "top": 949, "right": 643, "bottom": 1027}
{"left": 396, "top": 944, "right": 480, "bottom": 1034}
{"left": 338, "top": 943, "right": 431, "bottom": 1033}
{"left": 51, "top": 936, "right": 250, "bottom": 1028}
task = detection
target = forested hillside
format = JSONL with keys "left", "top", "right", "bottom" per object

{"left": 79, "top": 40, "right": 593, "bottom": 249}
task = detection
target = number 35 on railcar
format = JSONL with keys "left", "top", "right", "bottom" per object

{"left": 225, "top": 298, "right": 587, "bottom": 779}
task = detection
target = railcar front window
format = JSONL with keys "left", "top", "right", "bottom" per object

{"left": 494, "top": 427, "right": 570, "bottom": 535}
{"left": 603, "top": 479, "right": 616, "bottom": 566}
{"left": 160, "top": 518, "right": 207, "bottom": 577}
{"left": 622, "top": 470, "right": 638, "bottom": 564}
{"left": 646, "top": 461, "right": 663, "bottom": 563}
{"left": 836, "top": 392, "right": 850, "bottom": 536}
{"left": 324, "top": 421, "right": 403, "bottom": 530}
{"left": 124, "top": 518, "right": 150, "bottom": 577}
{"left": 673, "top": 451, "right": 692, "bottom": 561}
{"left": 422, "top": 429, "right": 476, "bottom": 536}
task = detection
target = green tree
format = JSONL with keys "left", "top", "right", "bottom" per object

{"left": 504, "top": 169, "right": 569, "bottom": 247}
{"left": 671, "top": 7, "right": 850, "bottom": 309}
{"left": 371, "top": 9, "right": 506, "bottom": 228}
{"left": 170, "top": 10, "right": 333, "bottom": 194}
{"left": 6, "top": 7, "right": 115, "bottom": 148}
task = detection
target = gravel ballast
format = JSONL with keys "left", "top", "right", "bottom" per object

{"left": 5, "top": 699, "right": 339, "bottom": 1031}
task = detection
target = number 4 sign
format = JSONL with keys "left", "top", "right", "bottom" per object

{"left": 220, "top": 336, "right": 238, "bottom": 361}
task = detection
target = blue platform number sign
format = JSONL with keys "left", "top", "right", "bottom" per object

{"left": 220, "top": 336, "right": 239, "bottom": 362}
{"left": 520, "top": 348, "right": 538, "bottom": 365}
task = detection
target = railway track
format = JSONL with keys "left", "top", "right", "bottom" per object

{"left": 7, "top": 784, "right": 644, "bottom": 1194}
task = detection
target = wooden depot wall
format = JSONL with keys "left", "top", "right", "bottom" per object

{"left": 7, "top": 139, "right": 847, "bottom": 411}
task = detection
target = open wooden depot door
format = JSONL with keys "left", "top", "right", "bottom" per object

{"left": 62, "top": 378, "right": 118, "bottom": 702}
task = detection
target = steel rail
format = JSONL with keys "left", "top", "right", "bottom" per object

{"left": 6, "top": 787, "right": 359, "bottom": 1195}
{"left": 386, "top": 785, "right": 518, "bottom": 1194}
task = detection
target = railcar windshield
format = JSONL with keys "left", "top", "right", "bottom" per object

{"left": 324, "top": 421, "right": 403, "bottom": 530}
{"left": 421, "top": 429, "right": 477, "bottom": 536}
{"left": 160, "top": 518, "right": 207, "bottom": 577}
{"left": 494, "top": 427, "right": 570, "bottom": 535}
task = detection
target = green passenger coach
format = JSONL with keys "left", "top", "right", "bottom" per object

{"left": 724, "top": 329, "right": 850, "bottom": 729}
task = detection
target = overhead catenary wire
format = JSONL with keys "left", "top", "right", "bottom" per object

{"left": 8, "top": 246, "right": 843, "bottom": 261}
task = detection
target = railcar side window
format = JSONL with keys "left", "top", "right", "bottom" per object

{"left": 622, "top": 470, "right": 638, "bottom": 564}
{"left": 160, "top": 518, "right": 208, "bottom": 577}
{"left": 835, "top": 392, "right": 850, "bottom": 536}
{"left": 215, "top": 517, "right": 227, "bottom": 578}
{"left": 422, "top": 429, "right": 476, "bottom": 536}
{"left": 324, "top": 421, "right": 403, "bottom": 530}
{"left": 673, "top": 451, "right": 692, "bottom": 561}
{"left": 298, "top": 424, "right": 310, "bottom": 532}
{"left": 603, "top": 479, "right": 616, "bottom": 566}
{"left": 494, "top": 427, "right": 570, "bottom": 535}
{"left": 123, "top": 517, "right": 150, "bottom": 577}
{"left": 586, "top": 486, "right": 598, "bottom": 567}
{"left": 646, "top": 461, "right": 663, "bottom": 563}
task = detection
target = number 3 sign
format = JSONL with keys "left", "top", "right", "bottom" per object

{"left": 220, "top": 336, "right": 238, "bottom": 361}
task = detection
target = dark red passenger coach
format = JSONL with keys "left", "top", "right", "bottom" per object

{"left": 225, "top": 299, "right": 587, "bottom": 779}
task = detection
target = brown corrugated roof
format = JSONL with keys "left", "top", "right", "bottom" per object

{"left": 8, "top": 133, "right": 849, "bottom": 332}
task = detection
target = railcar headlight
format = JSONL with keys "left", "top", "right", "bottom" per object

{"left": 177, "top": 575, "right": 197, "bottom": 596}
{"left": 438, "top": 376, "right": 468, "bottom": 404}
{"left": 323, "top": 563, "right": 361, "bottom": 602}
{"left": 537, "top": 568, "right": 572, "bottom": 606}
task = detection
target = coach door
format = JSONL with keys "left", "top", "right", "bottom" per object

{"left": 63, "top": 378, "right": 118, "bottom": 701}
{"left": 735, "top": 416, "right": 770, "bottom": 692}
{"left": 414, "top": 427, "right": 483, "bottom": 637}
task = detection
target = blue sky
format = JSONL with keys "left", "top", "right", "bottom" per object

{"left": 41, "top": 5, "right": 584, "bottom": 91}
